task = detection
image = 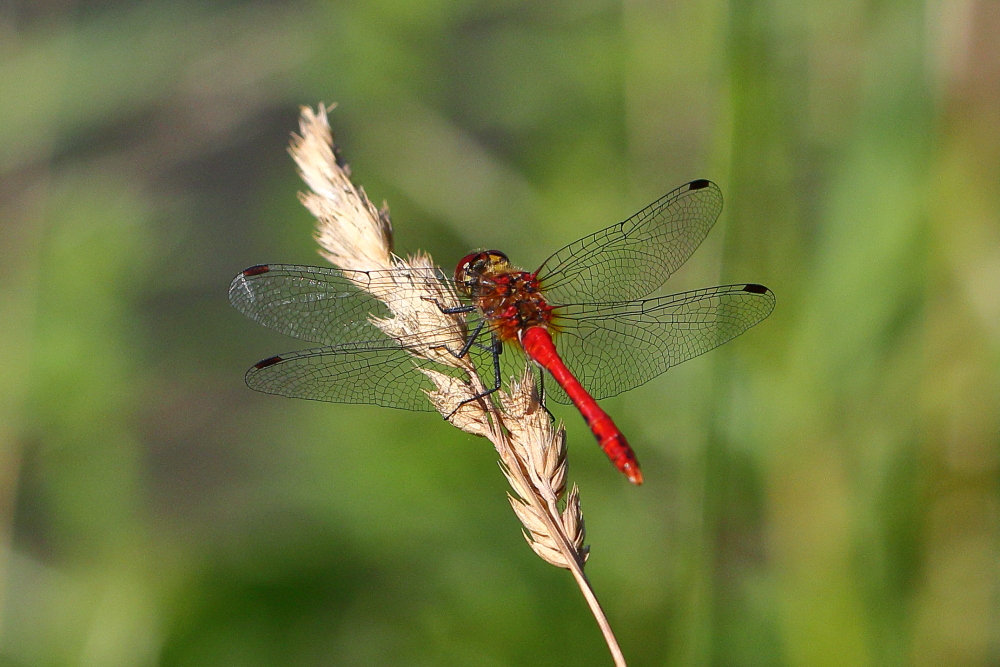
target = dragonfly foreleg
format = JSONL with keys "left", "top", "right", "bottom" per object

{"left": 420, "top": 296, "right": 476, "bottom": 315}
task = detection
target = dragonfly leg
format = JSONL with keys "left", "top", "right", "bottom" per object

{"left": 443, "top": 334, "right": 503, "bottom": 420}
{"left": 420, "top": 296, "right": 477, "bottom": 315}
{"left": 536, "top": 367, "right": 555, "bottom": 420}
{"left": 430, "top": 319, "right": 486, "bottom": 360}
{"left": 421, "top": 297, "right": 487, "bottom": 357}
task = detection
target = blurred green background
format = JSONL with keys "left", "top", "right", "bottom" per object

{"left": 2, "top": 1, "right": 998, "bottom": 665}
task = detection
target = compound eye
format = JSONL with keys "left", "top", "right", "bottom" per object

{"left": 488, "top": 250, "right": 509, "bottom": 265}
{"left": 454, "top": 251, "right": 485, "bottom": 290}
{"left": 455, "top": 252, "right": 477, "bottom": 273}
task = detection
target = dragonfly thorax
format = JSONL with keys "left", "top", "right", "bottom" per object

{"left": 453, "top": 250, "right": 554, "bottom": 342}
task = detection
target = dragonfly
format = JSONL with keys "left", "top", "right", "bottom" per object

{"left": 229, "top": 179, "right": 774, "bottom": 485}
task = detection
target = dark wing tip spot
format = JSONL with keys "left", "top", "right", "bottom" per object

{"left": 743, "top": 283, "right": 769, "bottom": 294}
{"left": 254, "top": 355, "right": 283, "bottom": 369}
{"left": 243, "top": 265, "right": 270, "bottom": 277}
{"left": 688, "top": 179, "right": 712, "bottom": 190}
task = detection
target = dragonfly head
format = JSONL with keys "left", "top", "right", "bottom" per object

{"left": 454, "top": 250, "right": 510, "bottom": 295}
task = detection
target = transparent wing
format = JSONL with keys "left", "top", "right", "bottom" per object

{"left": 244, "top": 309, "right": 528, "bottom": 411}
{"left": 245, "top": 342, "right": 448, "bottom": 411}
{"left": 228, "top": 263, "right": 453, "bottom": 345}
{"left": 535, "top": 180, "right": 723, "bottom": 304}
{"left": 231, "top": 265, "right": 531, "bottom": 411}
{"left": 544, "top": 284, "right": 775, "bottom": 403}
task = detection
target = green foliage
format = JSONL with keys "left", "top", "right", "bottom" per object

{"left": 3, "top": 1, "right": 997, "bottom": 665}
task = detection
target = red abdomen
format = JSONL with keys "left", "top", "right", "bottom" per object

{"left": 520, "top": 326, "right": 643, "bottom": 485}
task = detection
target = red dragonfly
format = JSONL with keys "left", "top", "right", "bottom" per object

{"left": 230, "top": 179, "right": 774, "bottom": 485}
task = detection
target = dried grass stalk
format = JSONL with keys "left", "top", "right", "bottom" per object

{"left": 290, "top": 104, "right": 627, "bottom": 666}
